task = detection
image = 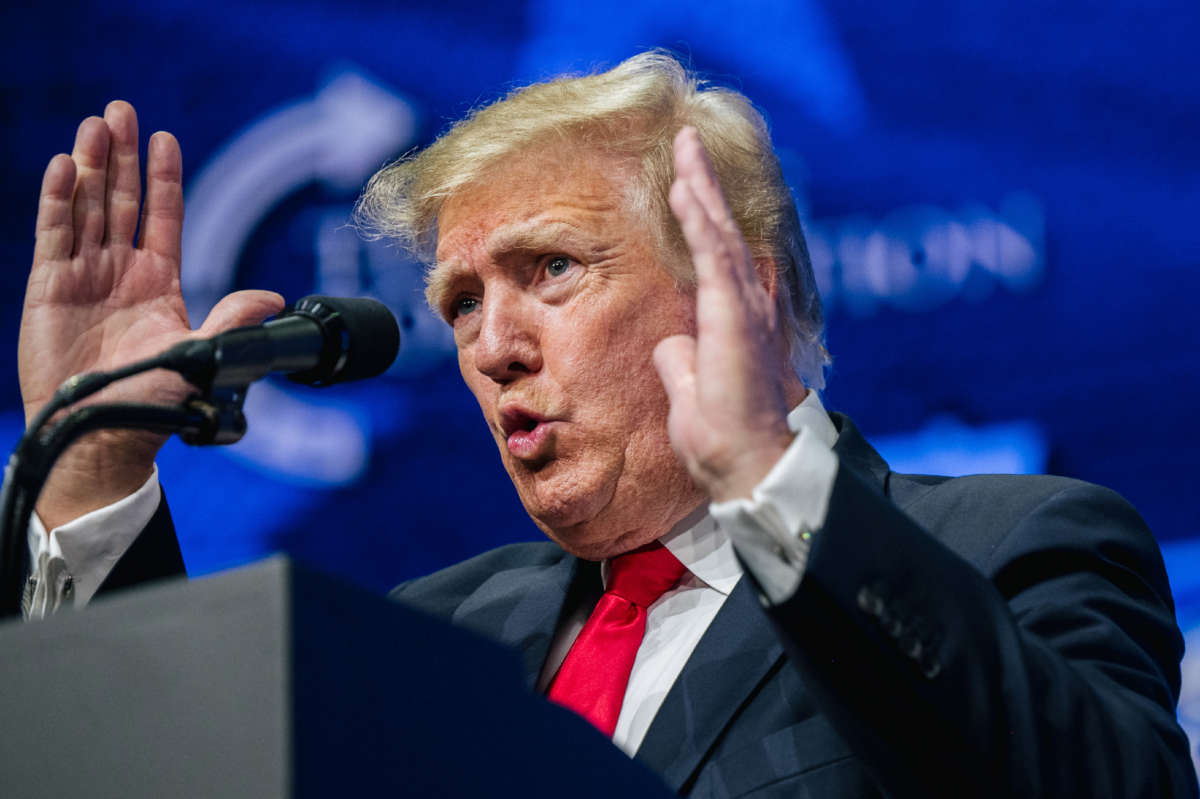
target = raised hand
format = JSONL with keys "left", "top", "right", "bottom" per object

{"left": 18, "top": 101, "right": 284, "bottom": 529}
{"left": 653, "top": 127, "right": 806, "bottom": 503}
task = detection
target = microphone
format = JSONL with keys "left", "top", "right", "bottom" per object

{"left": 165, "top": 295, "right": 401, "bottom": 390}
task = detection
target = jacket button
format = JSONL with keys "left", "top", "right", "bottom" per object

{"left": 882, "top": 613, "right": 904, "bottom": 638}
{"left": 856, "top": 586, "right": 884, "bottom": 617}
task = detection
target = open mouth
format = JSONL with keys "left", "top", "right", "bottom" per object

{"left": 500, "top": 407, "right": 547, "bottom": 439}
{"left": 500, "top": 406, "right": 556, "bottom": 460}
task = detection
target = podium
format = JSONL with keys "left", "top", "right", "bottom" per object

{"left": 0, "top": 557, "right": 674, "bottom": 797}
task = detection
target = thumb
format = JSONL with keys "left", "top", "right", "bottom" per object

{"left": 653, "top": 334, "right": 698, "bottom": 408}
{"left": 195, "top": 290, "right": 287, "bottom": 337}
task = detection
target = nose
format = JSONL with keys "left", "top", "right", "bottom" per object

{"left": 471, "top": 289, "right": 543, "bottom": 383}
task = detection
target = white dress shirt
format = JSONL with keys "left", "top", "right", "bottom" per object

{"left": 24, "top": 465, "right": 161, "bottom": 616}
{"left": 25, "top": 393, "right": 842, "bottom": 757}
{"left": 537, "top": 391, "right": 840, "bottom": 754}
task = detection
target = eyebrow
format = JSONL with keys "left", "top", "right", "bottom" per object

{"left": 485, "top": 219, "right": 595, "bottom": 257}
{"left": 425, "top": 261, "right": 464, "bottom": 313}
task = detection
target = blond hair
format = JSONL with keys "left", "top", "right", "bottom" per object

{"left": 355, "top": 50, "right": 829, "bottom": 388}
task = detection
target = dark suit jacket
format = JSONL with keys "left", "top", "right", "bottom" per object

{"left": 94, "top": 413, "right": 1196, "bottom": 796}
{"left": 390, "top": 414, "right": 1197, "bottom": 797}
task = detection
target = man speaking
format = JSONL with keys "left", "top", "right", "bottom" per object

{"left": 17, "top": 52, "right": 1198, "bottom": 795}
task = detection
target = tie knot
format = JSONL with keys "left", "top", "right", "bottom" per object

{"left": 607, "top": 542, "right": 687, "bottom": 608}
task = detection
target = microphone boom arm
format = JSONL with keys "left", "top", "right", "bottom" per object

{"left": 0, "top": 400, "right": 236, "bottom": 619}
{"left": 0, "top": 294, "right": 399, "bottom": 620}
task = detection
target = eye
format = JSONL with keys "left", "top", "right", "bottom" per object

{"left": 451, "top": 295, "right": 479, "bottom": 319}
{"left": 545, "top": 255, "right": 572, "bottom": 278}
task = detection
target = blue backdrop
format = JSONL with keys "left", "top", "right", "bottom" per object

{"left": 4, "top": 0, "right": 1199, "bottom": 765}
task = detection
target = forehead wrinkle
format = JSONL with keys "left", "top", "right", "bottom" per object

{"left": 484, "top": 217, "right": 607, "bottom": 261}
{"left": 427, "top": 167, "right": 630, "bottom": 310}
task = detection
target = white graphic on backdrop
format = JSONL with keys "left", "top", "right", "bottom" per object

{"left": 805, "top": 194, "right": 1044, "bottom": 316}
{"left": 181, "top": 69, "right": 416, "bottom": 316}
{"left": 313, "top": 217, "right": 455, "bottom": 377}
{"left": 871, "top": 415, "right": 1047, "bottom": 477}
{"left": 179, "top": 69, "right": 435, "bottom": 485}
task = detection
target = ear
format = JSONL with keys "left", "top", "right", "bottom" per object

{"left": 753, "top": 255, "right": 780, "bottom": 302}
{"left": 753, "top": 255, "right": 807, "bottom": 403}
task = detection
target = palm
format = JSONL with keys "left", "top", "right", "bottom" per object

{"left": 653, "top": 128, "right": 798, "bottom": 503}
{"left": 20, "top": 235, "right": 193, "bottom": 417}
{"left": 17, "top": 101, "right": 283, "bottom": 528}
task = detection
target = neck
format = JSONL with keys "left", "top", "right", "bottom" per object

{"left": 783, "top": 373, "right": 809, "bottom": 410}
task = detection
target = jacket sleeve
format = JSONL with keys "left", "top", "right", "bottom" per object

{"left": 94, "top": 490, "right": 187, "bottom": 597}
{"left": 766, "top": 463, "right": 1197, "bottom": 797}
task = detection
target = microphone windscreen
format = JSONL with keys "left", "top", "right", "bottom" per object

{"left": 287, "top": 295, "right": 401, "bottom": 386}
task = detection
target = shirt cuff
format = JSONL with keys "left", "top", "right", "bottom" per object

{"left": 28, "top": 465, "right": 163, "bottom": 609}
{"left": 709, "top": 426, "right": 838, "bottom": 604}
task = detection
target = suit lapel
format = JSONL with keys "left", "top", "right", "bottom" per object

{"left": 830, "top": 412, "right": 891, "bottom": 493}
{"left": 635, "top": 412, "right": 889, "bottom": 792}
{"left": 635, "top": 576, "right": 785, "bottom": 792}
{"left": 449, "top": 412, "right": 887, "bottom": 782}
{"left": 453, "top": 553, "right": 599, "bottom": 689}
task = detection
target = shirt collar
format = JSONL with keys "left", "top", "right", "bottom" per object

{"left": 602, "top": 389, "right": 835, "bottom": 597}
{"left": 600, "top": 503, "right": 743, "bottom": 596}
{"left": 787, "top": 389, "right": 837, "bottom": 448}
{"left": 660, "top": 505, "right": 742, "bottom": 596}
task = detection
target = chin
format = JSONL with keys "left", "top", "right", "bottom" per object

{"left": 510, "top": 458, "right": 615, "bottom": 537}
{"left": 518, "top": 482, "right": 656, "bottom": 560}
{"left": 508, "top": 441, "right": 703, "bottom": 561}
{"left": 540, "top": 519, "right": 661, "bottom": 562}
{"left": 527, "top": 483, "right": 692, "bottom": 562}
{"left": 524, "top": 500, "right": 627, "bottom": 560}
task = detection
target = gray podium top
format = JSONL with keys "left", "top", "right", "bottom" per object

{"left": 0, "top": 556, "right": 673, "bottom": 798}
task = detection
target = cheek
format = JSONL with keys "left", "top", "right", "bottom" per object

{"left": 557, "top": 323, "right": 661, "bottom": 424}
{"left": 572, "top": 290, "right": 691, "bottom": 424}
{"left": 458, "top": 349, "right": 501, "bottom": 431}
{"left": 457, "top": 346, "right": 475, "bottom": 385}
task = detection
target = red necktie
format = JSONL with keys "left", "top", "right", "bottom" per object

{"left": 547, "top": 542, "right": 687, "bottom": 737}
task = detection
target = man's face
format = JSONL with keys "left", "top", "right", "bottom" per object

{"left": 431, "top": 146, "right": 705, "bottom": 560}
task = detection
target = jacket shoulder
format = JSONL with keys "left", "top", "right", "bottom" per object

{"left": 885, "top": 470, "right": 1164, "bottom": 594}
{"left": 888, "top": 470, "right": 1128, "bottom": 526}
{"left": 388, "top": 540, "right": 569, "bottom": 616}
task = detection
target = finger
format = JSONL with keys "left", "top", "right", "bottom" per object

{"left": 69, "top": 116, "right": 111, "bottom": 255}
{"left": 669, "top": 176, "right": 741, "bottom": 296}
{"left": 670, "top": 177, "right": 777, "bottom": 367}
{"left": 138, "top": 131, "right": 183, "bottom": 261}
{"left": 103, "top": 101, "right": 141, "bottom": 247}
{"left": 653, "top": 333, "right": 699, "bottom": 409}
{"left": 33, "top": 154, "right": 78, "bottom": 265}
{"left": 673, "top": 127, "right": 742, "bottom": 241}
{"left": 673, "top": 128, "right": 757, "bottom": 286}
{"left": 196, "top": 290, "right": 287, "bottom": 336}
